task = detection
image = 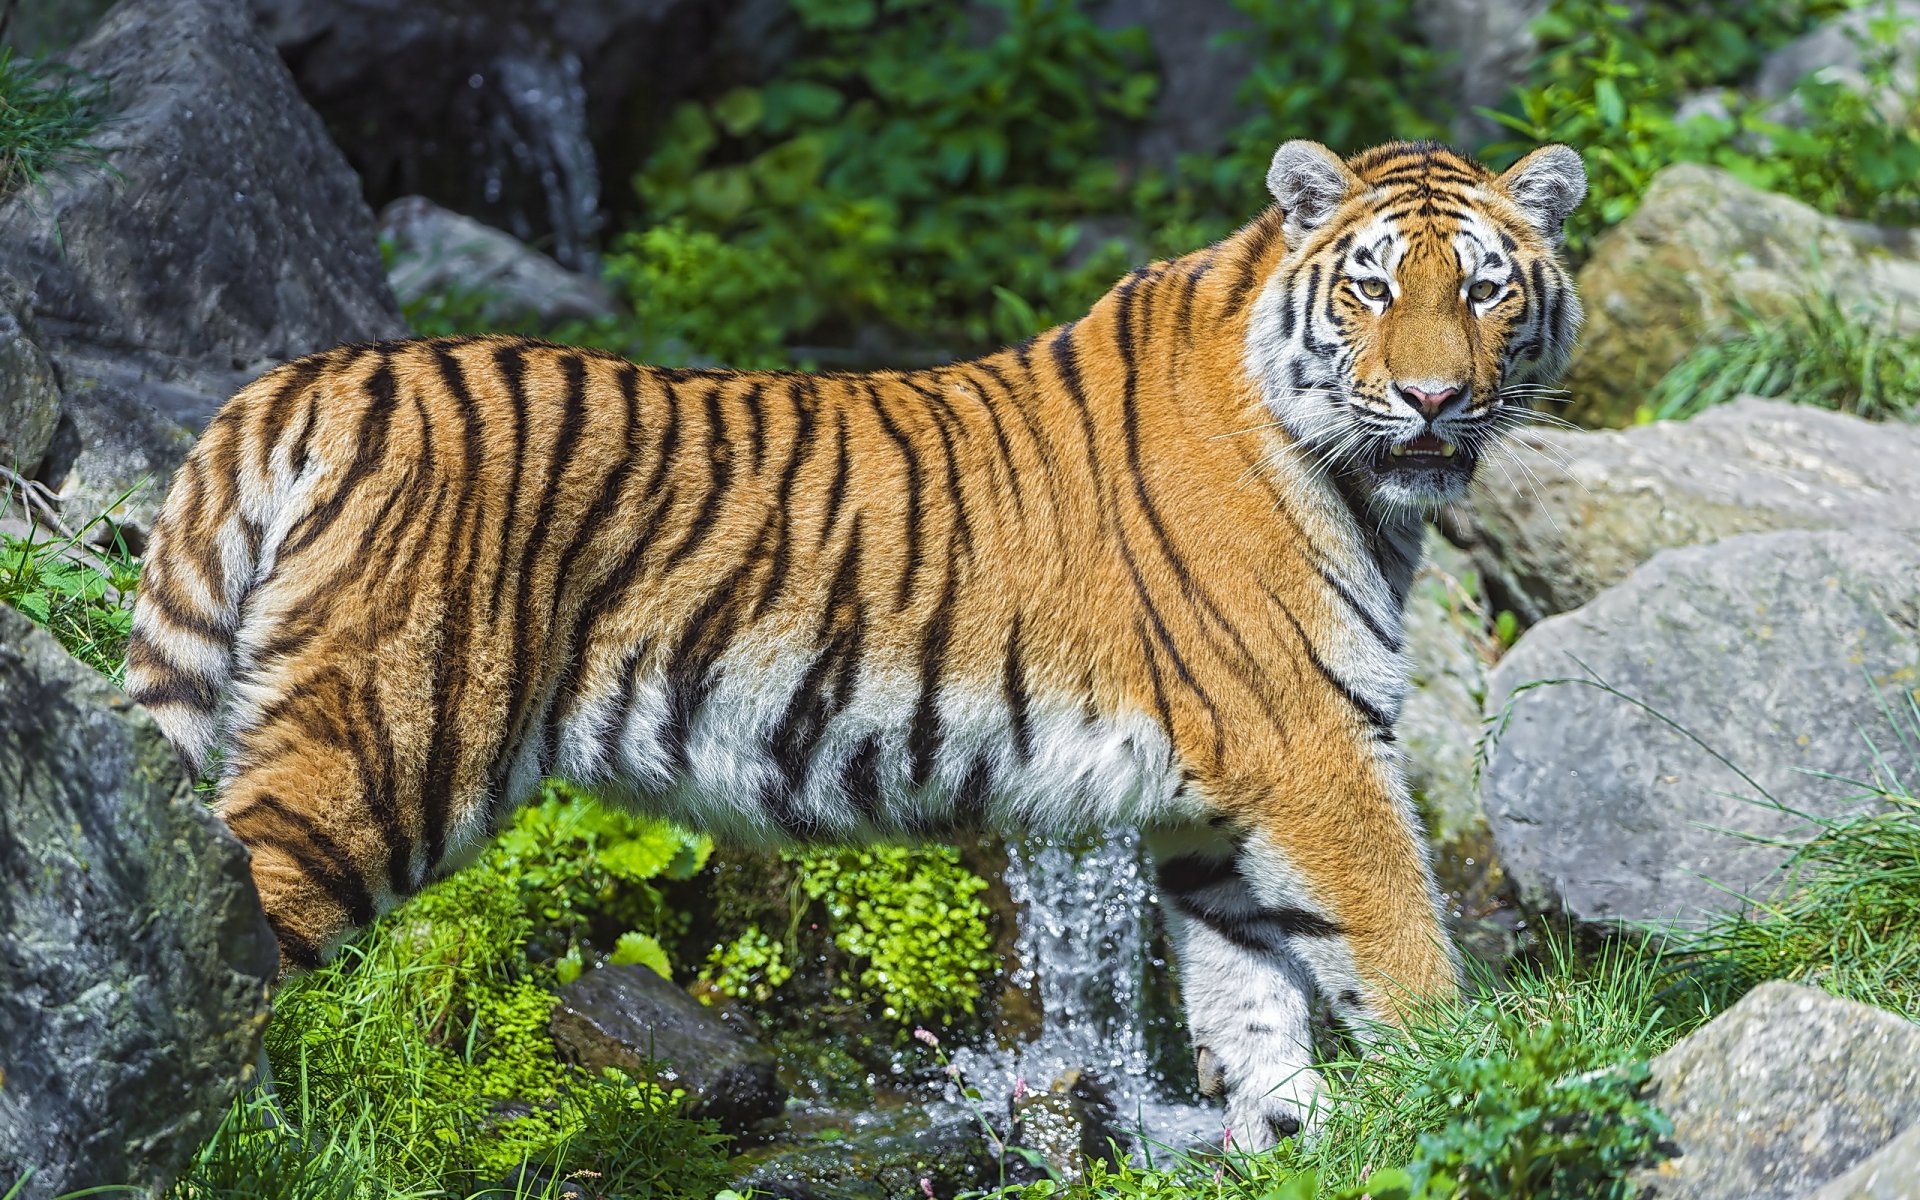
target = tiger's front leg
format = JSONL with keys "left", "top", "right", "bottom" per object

{"left": 1148, "top": 763, "right": 1460, "bottom": 1152}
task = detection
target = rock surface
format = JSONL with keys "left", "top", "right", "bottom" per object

{"left": 1481, "top": 529, "right": 1920, "bottom": 929}
{"left": 729, "top": 1104, "right": 999, "bottom": 1200}
{"left": 550, "top": 963, "right": 784, "bottom": 1132}
{"left": 1806, "top": 1119, "right": 1920, "bottom": 1199}
{"left": 380, "top": 196, "right": 620, "bottom": 328}
{"left": 1444, "top": 397, "right": 1920, "bottom": 626}
{"left": 1402, "top": 533, "right": 1494, "bottom": 842}
{"left": 1414, "top": 0, "right": 1548, "bottom": 143}
{"left": 1559, "top": 164, "right": 1920, "bottom": 426}
{"left": 1632, "top": 982, "right": 1920, "bottom": 1200}
{"left": 0, "top": 607, "right": 278, "bottom": 1199}
{"left": 1007, "top": 1070, "right": 1120, "bottom": 1185}
{"left": 0, "top": 0, "right": 404, "bottom": 532}
{"left": 0, "top": 285, "right": 60, "bottom": 473}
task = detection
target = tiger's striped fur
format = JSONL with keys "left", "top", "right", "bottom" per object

{"left": 125, "top": 139, "right": 1586, "bottom": 1148}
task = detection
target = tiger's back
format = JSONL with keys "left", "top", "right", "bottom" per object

{"left": 126, "top": 138, "right": 1587, "bottom": 1149}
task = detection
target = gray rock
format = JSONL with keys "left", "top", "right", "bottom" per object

{"left": 1755, "top": 2, "right": 1920, "bottom": 127}
{"left": 0, "top": 0, "right": 116, "bottom": 53}
{"left": 1413, "top": 0, "right": 1548, "bottom": 144}
{"left": 549, "top": 963, "right": 784, "bottom": 1133}
{"left": 1445, "top": 397, "right": 1920, "bottom": 626}
{"left": 729, "top": 1104, "right": 1000, "bottom": 1200}
{"left": 380, "top": 196, "right": 620, "bottom": 329}
{"left": 1403, "top": 532, "right": 1494, "bottom": 843}
{"left": 0, "top": 606, "right": 278, "bottom": 1199}
{"left": 0, "top": 286, "right": 60, "bottom": 473}
{"left": 1632, "top": 982, "right": 1920, "bottom": 1200}
{"left": 1, "top": 0, "right": 404, "bottom": 533}
{"left": 1557, "top": 164, "right": 1920, "bottom": 427}
{"left": 1093, "top": 0, "right": 1256, "bottom": 167}
{"left": 1481, "top": 529, "right": 1920, "bottom": 929}
{"left": 1806, "top": 1119, "right": 1920, "bottom": 1199}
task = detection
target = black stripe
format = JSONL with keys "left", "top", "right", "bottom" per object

{"left": 1002, "top": 612, "right": 1031, "bottom": 763}
{"left": 658, "top": 382, "right": 732, "bottom": 575}
{"left": 234, "top": 793, "right": 377, "bottom": 927}
{"left": 840, "top": 734, "right": 885, "bottom": 827}
{"left": 752, "top": 382, "right": 818, "bottom": 622}
{"left": 1276, "top": 600, "right": 1393, "bottom": 731}
{"left": 280, "top": 353, "right": 399, "bottom": 558}
{"left": 267, "top": 914, "right": 323, "bottom": 971}
{"left": 1312, "top": 556, "right": 1402, "bottom": 652}
{"left": 741, "top": 381, "right": 767, "bottom": 474}
{"left": 1155, "top": 854, "right": 1236, "bottom": 897}
{"left": 907, "top": 564, "right": 957, "bottom": 790}
{"left": 1223, "top": 211, "right": 1283, "bottom": 319}
{"left": 868, "top": 382, "right": 925, "bottom": 611}
{"left": 484, "top": 344, "right": 533, "bottom": 621}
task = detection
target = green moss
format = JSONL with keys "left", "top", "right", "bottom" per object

{"left": 791, "top": 844, "right": 997, "bottom": 1024}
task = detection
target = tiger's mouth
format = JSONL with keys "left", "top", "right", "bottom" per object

{"left": 1372, "top": 431, "right": 1471, "bottom": 473}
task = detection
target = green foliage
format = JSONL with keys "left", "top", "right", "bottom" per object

{"left": 0, "top": 523, "right": 139, "bottom": 679}
{"left": 1486, "top": 0, "right": 1913, "bottom": 255}
{"left": 1647, "top": 288, "right": 1920, "bottom": 423}
{"left": 256, "top": 787, "right": 725, "bottom": 1194}
{"left": 0, "top": 48, "right": 108, "bottom": 199}
{"left": 791, "top": 843, "right": 998, "bottom": 1022}
{"left": 1668, "top": 690, "right": 1920, "bottom": 1021}
{"left": 620, "top": 0, "right": 1157, "bottom": 361}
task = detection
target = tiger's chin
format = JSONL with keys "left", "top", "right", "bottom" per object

{"left": 1359, "top": 436, "right": 1477, "bottom": 509}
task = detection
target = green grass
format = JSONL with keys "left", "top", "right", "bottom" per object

{"left": 0, "top": 519, "right": 140, "bottom": 679}
{"left": 1647, "top": 289, "right": 1920, "bottom": 424}
{"left": 0, "top": 46, "right": 107, "bottom": 198}
{"left": 1664, "top": 689, "right": 1920, "bottom": 1021}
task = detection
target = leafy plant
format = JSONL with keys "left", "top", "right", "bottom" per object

{"left": 0, "top": 522, "right": 140, "bottom": 679}
{"left": 792, "top": 843, "right": 999, "bottom": 1023}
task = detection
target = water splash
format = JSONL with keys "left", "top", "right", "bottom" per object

{"left": 950, "top": 829, "right": 1221, "bottom": 1154}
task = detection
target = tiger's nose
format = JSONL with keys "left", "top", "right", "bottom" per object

{"left": 1396, "top": 382, "right": 1463, "bottom": 417}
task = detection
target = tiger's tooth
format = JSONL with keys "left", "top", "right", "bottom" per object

{"left": 1389, "top": 445, "right": 1408, "bottom": 457}
{"left": 1440, "top": 441, "right": 1457, "bottom": 457}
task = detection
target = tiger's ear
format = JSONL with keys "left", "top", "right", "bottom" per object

{"left": 1496, "top": 144, "right": 1588, "bottom": 245}
{"left": 1267, "top": 140, "right": 1360, "bottom": 240}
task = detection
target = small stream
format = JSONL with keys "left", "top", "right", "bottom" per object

{"left": 950, "top": 829, "right": 1223, "bottom": 1156}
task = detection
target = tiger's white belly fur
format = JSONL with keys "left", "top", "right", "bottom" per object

{"left": 539, "top": 649, "right": 1202, "bottom": 846}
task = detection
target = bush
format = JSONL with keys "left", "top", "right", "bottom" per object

{"left": 0, "top": 521, "right": 139, "bottom": 680}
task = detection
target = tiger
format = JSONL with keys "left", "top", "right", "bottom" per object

{"left": 123, "top": 138, "right": 1586, "bottom": 1150}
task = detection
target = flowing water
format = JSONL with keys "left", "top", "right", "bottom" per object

{"left": 949, "top": 829, "right": 1223, "bottom": 1155}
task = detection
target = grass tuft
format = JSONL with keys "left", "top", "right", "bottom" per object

{"left": 1648, "top": 289, "right": 1920, "bottom": 424}
{"left": 0, "top": 46, "right": 107, "bottom": 199}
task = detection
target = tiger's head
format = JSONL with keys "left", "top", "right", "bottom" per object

{"left": 1246, "top": 139, "right": 1587, "bottom": 511}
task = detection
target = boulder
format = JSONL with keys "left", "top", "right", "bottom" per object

{"left": 1444, "top": 397, "right": 1920, "bottom": 626}
{"left": 729, "top": 1104, "right": 1000, "bottom": 1200}
{"left": 1481, "top": 529, "right": 1920, "bottom": 930}
{"left": 1402, "top": 532, "right": 1495, "bottom": 843}
{"left": 1754, "top": 1, "right": 1920, "bottom": 127}
{"left": 1091, "top": 0, "right": 1256, "bottom": 167}
{"left": 550, "top": 963, "right": 784, "bottom": 1133}
{"left": 0, "top": 607, "right": 278, "bottom": 1199}
{"left": 0, "top": 285, "right": 60, "bottom": 473}
{"left": 0, "top": 0, "right": 404, "bottom": 534}
{"left": 380, "top": 196, "right": 620, "bottom": 329}
{"left": 1007, "top": 1070, "right": 1121, "bottom": 1185}
{"left": 1632, "top": 982, "right": 1920, "bottom": 1200}
{"left": 1559, "top": 164, "right": 1920, "bottom": 427}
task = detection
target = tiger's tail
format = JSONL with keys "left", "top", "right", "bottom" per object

{"left": 124, "top": 358, "right": 320, "bottom": 779}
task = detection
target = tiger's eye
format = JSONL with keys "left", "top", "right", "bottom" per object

{"left": 1468, "top": 279, "right": 1498, "bottom": 302}
{"left": 1358, "top": 278, "right": 1389, "bottom": 300}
